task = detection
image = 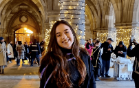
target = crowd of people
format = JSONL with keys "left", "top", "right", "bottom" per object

{"left": 0, "top": 37, "right": 45, "bottom": 74}
{"left": 85, "top": 38, "right": 139, "bottom": 87}
{"left": 85, "top": 38, "right": 128, "bottom": 80}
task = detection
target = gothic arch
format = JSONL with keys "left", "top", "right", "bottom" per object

{"left": 0, "top": 0, "right": 46, "bottom": 30}
{"left": 6, "top": 11, "right": 41, "bottom": 34}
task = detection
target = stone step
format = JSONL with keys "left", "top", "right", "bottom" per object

{"left": 0, "top": 75, "right": 39, "bottom": 79}
{"left": 0, "top": 60, "right": 40, "bottom": 79}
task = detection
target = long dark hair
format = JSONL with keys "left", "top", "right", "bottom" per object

{"left": 40, "top": 20, "right": 86, "bottom": 88}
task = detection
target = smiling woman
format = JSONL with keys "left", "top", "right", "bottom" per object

{"left": 39, "top": 20, "right": 96, "bottom": 88}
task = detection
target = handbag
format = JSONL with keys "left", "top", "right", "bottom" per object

{"left": 132, "top": 57, "right": 139, "bottom": 79}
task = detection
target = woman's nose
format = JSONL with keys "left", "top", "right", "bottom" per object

{"left": 61, "top": 33, "right": 67, "bottom": 40}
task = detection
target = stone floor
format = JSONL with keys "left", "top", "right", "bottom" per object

{"left": 0, "top": 60, "right": 135, "bottom": 88}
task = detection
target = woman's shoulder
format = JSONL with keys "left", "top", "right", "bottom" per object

{"left": 79, "top": 47, "right": 90, "bottom": 62}
{"left": 79, "top": 47, "right": 89, "bottom": 55}
{"left": 40, "top": 52, "right": 54, "bottom": 72}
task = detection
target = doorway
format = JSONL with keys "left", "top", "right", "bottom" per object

{"left": 15, "top": 28, "right": 33, "bottom": 44}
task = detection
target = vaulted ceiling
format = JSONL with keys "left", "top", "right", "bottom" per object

{"left": 0, "top": 0, "right": 138, "bottom": 36}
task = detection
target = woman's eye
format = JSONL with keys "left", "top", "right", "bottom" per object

{"left": 57, "top": 35, "right": 61, "bottom": 37}
{"left": 65, "top": 32, "right": 69, "bottom": 33}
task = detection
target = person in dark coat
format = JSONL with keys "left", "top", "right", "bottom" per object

{"left": 92, "top": 39, "right": 96, "bottom": 47}
{"left": 40, "top": 39, "right": 45, "bottom": 47}
{"left": 29, "top": 39, "right": 41, "bottom": 66}
{"left": 16, "top": 41, "right": 25, "bottom": 66}
{"left": 13, "top": 41, "right": 18, "bottom": 61}
{"left": 101, "top": 38, "right": 113, "bottom": 77}
{"left": 114, "top": 41, "right": 127, "bottom": 58}
{"left": 24, "top": 42, "right": 29, "bottom": 60}
{"left": 40, "top": 39, "right": 45, "bottom": 56}
{"left": 92, "top": 40, "right": 102, "bottom": 81}
{"left": 39, "top": 20, "right": 96, "bottom": 88}
{"left": 127, "top": 39, "right": 139, "bottom": 88}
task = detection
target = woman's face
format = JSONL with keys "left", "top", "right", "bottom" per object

{"left": 56, "top": 24, "right": 74, "bottom": 49}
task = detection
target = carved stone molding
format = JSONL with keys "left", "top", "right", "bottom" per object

{"left": 19, "top": 15, "right": 28, "bottom": 23}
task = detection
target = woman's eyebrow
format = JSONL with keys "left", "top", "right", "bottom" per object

{"left": 56, "top": 32, "right": 60, "bottom": 34}
{"left": 64, "top": 29, "right": 68, "bottom": 31}
{"left": 56, "top": 29, "right": 68, "bottom": 34}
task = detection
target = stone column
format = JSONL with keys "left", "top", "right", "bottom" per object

{"left": 59, "top": 0, "right": 85, "bottom": 47}
{"left": 131, "top": 27, "right": 139, "bottom": 43}
{"left": 108, "top": 28, "right": 116, "bottom": 48}
{"left": 106, "top": 13, "right": 116, "bottom": 48}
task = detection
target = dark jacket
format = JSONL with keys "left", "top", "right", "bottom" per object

{"left": 101, "top": 42, "right": 113, "bottom": 60}
{"left": 29, "top": 43, "right": 41, "bottom": 55}
{"left": 40, "top": 49, "right": 96, "bottom": 88}
{"left": 127, "top": 44, "right": 139, "bottom": 72}
{"left": 13, "top": 44, "right": 18, "bottom": 57}
{"left": 92, "top": 46, "right": 102, "bottom": 77}
{"left": 24, "top": 45, "right": 29, "bottom": 54}
{"left": 24, "top": 44, "right": 29, "bottom": 58}
{"left": 114, "top": 45, "right": 127, "bottom": 58}
{"left": 92, "top": 46, "right": 102, "bottom": 67}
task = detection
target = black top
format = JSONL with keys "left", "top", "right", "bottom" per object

{"left": 24, "top": 45, "right": 29, "bottom": 54}
{"left": 101, "top": 42, "right": 113, "bottom": 60}
{"left": 13, "top": 44, "right": 18, "bottom": 57}
{"left": 127, "top": 44, "right": 139, "bottom": 72}
{"left": 60, "top": 47, "right": 81, "bottom": 87}
{"left": 114, "top": 45, "right": 127, "bottom": 58}
{"left": 29, "top": 43, "right": 41, "bottom": 55}
{"left": 40, "top": 48, "right": 96, "bottom": 88}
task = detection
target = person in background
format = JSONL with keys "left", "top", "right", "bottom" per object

{"left": 0, "top": 37, "right": 7, "bottom": 74}
{"left": 92, "top": 40, "right": 102, "bottom": 81}
{"left": 85, "top": 38, "right": 94, "bottom": 58}
{"left": 101, "top": 38, "right": 113, "bottom": 78}
{"left": 127, "top": 39, "right": 139, "bottom": 88}
{"left": 24, "top": 42, "right": 29, "bottom": 60}
{"left": 7, "top": 41, "right": 14, "bottom": 63}
{"left": 4, "top": 41, "right": 9, "bottom": 62}
{"left": 40, "top": 39, "right": 45, "bottom": 47}
{"left": 40, "top": 43, "right": 45, "bottom": 55}
{"left": 16, "top": 41, "right": 25, "bottom": 66}
{"left": 28, "top": 42, "right": 32, "bottom": 62}
{"left": 114, "top": 41, "right": 127, "bottom": 58}
{"left": 13, "top": 41, "right": 18, "bottom": 61}
{"left": 93, "top": 39, "right": 97, "bottom": 47}
{"left": 85, "top": 40, "right": 88, "bottom": 46}
{"left": 40, "top": 39, "right": 45, "bottom": 56}
{"left": 39, "top": 20, "right": 96, "bottom": 88}
{"left": 29, "top": 39, "right": 41, "bottom": 66}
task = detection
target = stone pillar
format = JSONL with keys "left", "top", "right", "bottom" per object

{"left": 59, "top": 0, "right": 85, "bottom": 47}
{"left": 131, "top": 27, "right": 139, "bottom": 43}
{"left": 108, "top": 28, "right": 116, "bottom": 48}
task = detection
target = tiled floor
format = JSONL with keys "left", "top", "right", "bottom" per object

{"left": 0, "top": 60, "right": 135, "bottom": 88}
{"left": 96, "top": 78, "right": 135, "bottom": 88}
{"left": 0, "top": 79, "right": 40, "bottom": 88}
{"left": 0, "top": 79, "right": 135, "bottom": 88}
